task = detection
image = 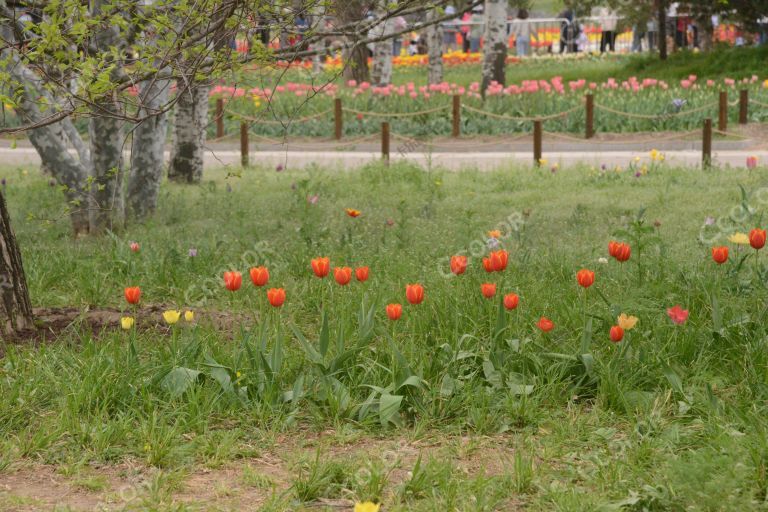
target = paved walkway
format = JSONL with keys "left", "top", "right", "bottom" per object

{"left": 0, "top": 139, "right": 764, "bottom": 171}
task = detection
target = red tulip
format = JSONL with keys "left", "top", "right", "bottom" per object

{"left": 334, "top": 266, "right": 352, "bottom": 285}
{"left": 576, "top": 269, "right": 595, "bottom": 288}
{"left": 503, "top": 293, "right": 519, "bottom": 310}
{"left": 124, "top": 286, "right": 141, "bottom": 305}
{"left": 224, "top": 271, "right": 242, "bottom": 292}
{"left": 537, "top": 316, "right": 554, "bottom": 332}
{"left": 609, "top": 325, "right": 624, "bottom": 343}
{"left": 266, "top": 288, "right": 286, "bottom": 307}
{"left": 711, "top": 246, "right": 729, "bottom": 264}
{"left": 249, "top": 266, "right": 269, "bottom": 287}
{"left": 482, "top": 257, "right": 493, "bottom": 273}
{"left": 406, "top": 284, "right": 424, "bottom": 305}
{"left": 355, "top": 266, "right": 369, "bottom": 282}
{"left": 666, "top": 305, "right": 689, "bottom": 325}
{"left": 311, "top": 257, "right": 330, "bottom": 278}
{"left": 614, "top": 243, "right": 631, "bottom": 262}
{"left": 480, "top": 283, "right": 496, "bottom": 298}
{"left": 129, "top": 242, "right": 140, "bottom": 253}
{"left": 385, "top": 303, "right": 402, "bottom": 320}
{"left": 489, "top": 250, "right": 508, "bottom": 272}
{"left": 608, "top": 240, "right": 619, "bottom": 258}
{"left": 450, "top": 255, "right": 468, "bottom": 275}
{"left": 750, "top": 228, "right": 766, "bottom": 250}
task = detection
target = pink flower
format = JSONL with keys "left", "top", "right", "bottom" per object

{"left": 667, "top": 305, "right": 689, "bottom": 325}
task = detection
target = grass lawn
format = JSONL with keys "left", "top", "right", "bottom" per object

{"left": 3, "top": 159, "right": 768, "bottom": 510}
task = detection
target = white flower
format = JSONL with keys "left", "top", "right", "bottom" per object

{"left": 598, "top": 257, "right": 609, "bottom": 264}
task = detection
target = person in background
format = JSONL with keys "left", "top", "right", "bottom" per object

{"left": 460, "top": 11, "right": 471, "bottom": 52}
{"left": 469, "top": 6, "right": 483, "bottom": 53}
{"left": 646, "top": 17, "right": 658, "bottom": 51}
{"left": 759, "top": 17, "right": 768, "bottom": 45}
{"left": 443, "top": 5, "right": 458, "bottom": 51}
{"left": 632, "top": 23, "right": 645, "bottom": 52}
{"left": 510, "top": 9, "right": 530, "bottom": 57}
{"left": 558, "top": 7, "right": 574, "bottom": 53}
{"left": 599, "top": 7, "right": 618, "bottom": 53}
{"left": 392, "top": 15, "right": 407, "bottom": 56}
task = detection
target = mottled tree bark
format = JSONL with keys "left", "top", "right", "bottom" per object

{"left": 426, "top": 10, "right": 444, "bottom": 85}
{"left": 168, "top": 82, "right": 209, "bottom": 184}
{"left": 128, "top": 78, "right": 170, "bottom": 219}
{"left": 337, "top": 0, "right": 371, "bottom": 83}
{"left": 480, "top": 0, "right": 507, "bottom": 96}
{"left": 0, "top": 190, "right": 33, "bottom": 336}
{"left": 657, "top": 0, "right": 668, "bottom": 60}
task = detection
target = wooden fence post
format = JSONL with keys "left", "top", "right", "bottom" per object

{"left": 585, "top": 93, "right": 594, "bottom": 139}
{"left": 702, "top": 118, "right": 712, "bottom": 168}
{"left": 381, "top": 122, "right": 390, "bottom": 166}
{"left": 533, "top": 120, "right": 542, "bottom": 165}
{"left": 739, "top": 89, "right": 749, "bottom": 125}
{"left": 215, "top": 98, "right": 224, "bottom": 139}
{"left": 334, "top": 98, "right": 343, "bottom": 140}
{"left": 452, "top": 95, "right": 461, "bottom": 138}
{"left": 718, "top": 91, "right": 727, "bottom": 132}
{"left": 240, "top": 122, "right": 249, "bottom": 168}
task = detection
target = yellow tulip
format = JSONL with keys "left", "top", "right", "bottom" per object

{"left": 728, "top": 232, "right": 750, "bottom": 245}
{"left": 354, "top": 503, "right": 381, "bottom": 512}
{"left": 121, "top": 316, "right": 135, "bottom": 330}
{"left": 184, "top": 310, "right": 194, "bottom": 322}
{"left": 163, "top": 310, "right": 181, "bottom": 325}
{"left": 617, "top": 314, "right": 638, "bottom": 331}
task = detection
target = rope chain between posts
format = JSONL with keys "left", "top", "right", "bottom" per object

{"left": 461, "top": 104, "right": 581, "bottom": 122}
{"left": 592, "top": 102, "right": 717, "bottom": 120}
{"left": 749, "top": 98, "right": 768, "bottom": 109}
{"left": 341, "top": 104, "right": 452, "bottom": 118}
{"left": 225, "top": 108, "right": 332, "bottom": 125}
{"left": 542, "top": 129, "right": 701, "bottom": 145}
{"left": 247, "top": 132, "right": 380, "bottom": 149}
{"left": 711, "top": 128, "right": 751, "bottom": 140}
{"left": 390, "top": 132, "right": 530, "bottom": 150}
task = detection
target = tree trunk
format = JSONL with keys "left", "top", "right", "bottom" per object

{"left": 337, "top": 0, "right": 371, "bottom": 83}
{"left": 426, "top": 10, "right": 444, "bottom": 85}
{"left": 371, "top": 16, "right": 393, "bottom": 86}
{"left": 88, "top": 103, "right": 125, "bottom": 234}
{"left": 128, "top": 78, "right": 171, "bottom": 219}
{"left": 168, "top": 82, "right": 209, "bottom": 184}
{"left": 481, "top": 0, "right": 507, "bottom": 96}
{"left": 657, "top": 0, "right": 668, "bottom": 60}
{"left": 0, "top": 190, "right": 33, "bottom": 336}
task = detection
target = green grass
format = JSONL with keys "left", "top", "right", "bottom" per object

{"left": 3, "top": 158, "right": 768, "bottom": 509}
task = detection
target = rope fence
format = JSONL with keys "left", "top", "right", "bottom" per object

{"left": 212, "top": 90, "right": 765, "bottom": 169}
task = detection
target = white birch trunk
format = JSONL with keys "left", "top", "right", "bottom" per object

{"left": 371, "top": 16, "right": 394, "bottom": 86}
{"left": 128, "top": 78, "right": 171, "bottom": 219}
{"left": 481, "top": 0, "right": 508, "bottom": 96}
{"left": 426, "top": 11, "right": 444, "bottom": 85}
{"left": 168, "top": 82, "right": 209, "bottom": 184}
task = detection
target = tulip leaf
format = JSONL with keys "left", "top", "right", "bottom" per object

{"left": 710, "top": 293, "right": 723, "bottom": 333}
{"left": 318, "top": 310, "right": 329, "bottom": 357}
{"left": 379, "top": 393, "right": 403, "bottom": 427}
{"left": 161, "top": 367, "right": 202, "bottom": 397}
{"left": 580, "top": 317, "right": 593, "bottom": 355}
{"left": 493, "top": 297, "right": 506, "bottom": 342}
{"left": 661, "top": 363, "right": 685, "bottom": 396}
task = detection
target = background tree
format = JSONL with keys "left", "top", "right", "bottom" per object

{"left": 0, "top": 190, "right": 32, "bottom": 337}
{"left": 481, "top": 0, "right": 507, "bottom": 96}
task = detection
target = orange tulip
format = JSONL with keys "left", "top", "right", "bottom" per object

{"left": 750, "top": 228, "right": 766, "bottom": 250}
{"left": 355, "top": 266, "right": 370, "bottom": 282}
{"left": 224, "top": 271, "right": 242, "bottom": 292}
{"left": 608, "top": 240, "right": 619, "bottom": 258}
{"left": 311, "top": 257, "right": 330, "bottom": 278}
{"left": 334, "top": 266, "right": 352, "bottom": 285}
{"left": 385, "top": 303, "right": 402, "bottom": 320}
{"left": 405, "top": 283, "right": 425, "bottom": 305}
{"left": 345, "top": 208, "right": 361, "bottom": 218}
{"left": 576, "top": 269, "right": 595, "bottom": 288}
{"left": 489, "top": 250, "right": 508, "bottom": 272}
{"left": 711, "top": 246, "right": 729, "bottom": 264}
{"left": 482, "top": 257, "right": 493, "bottom": 273}
{"left": 266, "top": 288, "right": 286, "bottom": 307}
{"left": 503, "top": 293, "right": 519, "bottom": 310}
{"left": 614, "top": 243, "right": 631, "bottom": 262}
{"left": 480, "top": 283, "right": 496, "bottom": 298}
{"left": 450, "top": 255, "right": 468, "bottom": 275}
{"left": 124, "top": 286, "right": 141, "bottom": 305}
{"left": 249, "top": 266, "right": 269, "bottom": 287}
{"left": 609, "top": 325, "right": 624, "bottom": 343}
{"left": 537, "top": 316, "right": 554, "bottom": 332}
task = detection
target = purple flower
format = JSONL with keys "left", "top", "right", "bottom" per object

{"left": 671, "top": 98, "right": 687, "bottom": 111}
{"left": 634, "top": 171, "right": 642, "bottom": 178}
{"left": 188, "top": 248, "right": 198, "bottom": 257}
{"left": 276, "top": 164, "right": 284, "bottom": 172}
{"left": 704, "top": 216, "right": 716, "bottom": 226}
{"left": 600, "top": 164, "right": 607, "bottom": 171}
